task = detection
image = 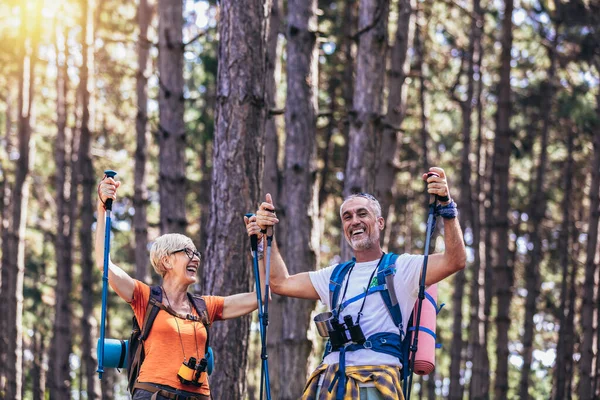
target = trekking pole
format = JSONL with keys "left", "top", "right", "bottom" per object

{"left": 245, "top": 213, "right": 272, "bottom": 400}
{"left": 404, "top": 172, "right": 438, "bottom": 400}
{"left": 97, "top": 169, "right": 117, "bottom": 379}
{"left": 262, "top": 222, "right": 273, "bottom": 400}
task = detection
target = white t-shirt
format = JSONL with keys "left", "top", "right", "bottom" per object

{"left": 309, "top": 254, "right": 423, "bottom": 367}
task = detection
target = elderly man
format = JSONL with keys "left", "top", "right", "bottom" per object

{"left": 246, "top": 167, "right": 466, "bottom": 399}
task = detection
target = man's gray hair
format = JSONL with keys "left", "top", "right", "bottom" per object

{"left": 340, "top": 193, "right": 382, "bottom": 218}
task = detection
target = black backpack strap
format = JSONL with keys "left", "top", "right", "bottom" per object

{"left": 189, "top": 294, "right": 211, "bottom": 355}
{"left": 140, "top": 286, "right": 163, "bottom": 340}
{"left": 127, "top": 285, "right": 163, "bottom": 393}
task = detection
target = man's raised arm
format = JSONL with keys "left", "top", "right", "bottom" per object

{"left": 246, "top": 194, "right": 320, "bottom": 300}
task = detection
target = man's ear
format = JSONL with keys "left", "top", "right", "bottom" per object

{"left": 378, "top": 216, "right": 385, "bottom": 230}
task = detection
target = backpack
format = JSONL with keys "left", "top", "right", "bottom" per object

{"left": 126, "top": 286, "right": 213, "bottom": 394}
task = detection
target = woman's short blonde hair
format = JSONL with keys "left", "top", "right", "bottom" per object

{"left": 149, "top": 233, "right": 195, "bottom": 277}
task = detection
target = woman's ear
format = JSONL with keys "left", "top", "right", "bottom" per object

{"left": 162, "top": 256, "right": 173, "bottom": 270}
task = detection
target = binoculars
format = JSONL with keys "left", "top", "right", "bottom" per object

{"left": 314, "top": 312, "right": 366, "bottom": 350}
{"left": 177, "top": 357, "right": 208, "bottom": 387}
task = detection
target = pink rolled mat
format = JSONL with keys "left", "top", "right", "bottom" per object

{"left": 412, "top": 283, "right": 438, "bottom": 375}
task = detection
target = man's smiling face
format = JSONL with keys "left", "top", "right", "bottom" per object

{"left": 340, "top": 197, "right": 384, "bottom": 251}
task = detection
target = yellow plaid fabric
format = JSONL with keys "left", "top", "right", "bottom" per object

{"left": 301, "top": 364, "right": 405, "bottom": 400}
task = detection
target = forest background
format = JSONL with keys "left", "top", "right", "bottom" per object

{"left": 0, "top": 0, "right": 599, "bottom": 399}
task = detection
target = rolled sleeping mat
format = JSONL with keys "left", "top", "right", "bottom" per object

{"left": 96, "top": 338, "right": 214, "bottom": 375}
{"left": 412, "top": 283, "right": 439, "bottom": 375}
{"left": 206, "top": 347, "right": 214, "bottom": 375}
{"left": 97, "top": 338, "right": 129, "bottom": 369}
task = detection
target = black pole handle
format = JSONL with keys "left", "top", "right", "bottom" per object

{"left": 245, "top": 213, "right": 258, "bottom": 252}
{"left": 104, "top": 170, "right": 117, "bottom": 211}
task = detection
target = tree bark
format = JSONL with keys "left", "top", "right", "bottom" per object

{"left": 277, "top": 1, "right": 320, "bottom": 398}
{"left": 552, "top": 129, "right": 575, "bottom": 400}
{"left": 78, "top": 0, "right": 102, "bottom": 396}
{"left": 518, "top": 29, "right": 557, "bottom": 400}
{"left": 468, "top": 15, "right": 490, "bottom": 398}
{"left": 579, "top": 82, "right": 600, "bottom": 400}
{"left": 342, "top": 0, "right": 389, "bottom": 259}
{"left": 204, "top": 1, "right": 270, "bottom": 398}
{"left": 318, "top": 0, "right": 358, "bottom": 210}
{"left": 0, "top": 3, "right": 39, "bottom": 398}
{"left": 448, "top": 0, "right": 482, "bottom": 396}
{"left": 263, "top": 0, "right": 282, "bottom": 200}
{"left": 31, "top": 325, "right": 47, "bottom": 400}
{"left": 414, "top": 0, "right": 430, "bottom": 209}
{"left": 49, "top": 10, "right": 78, "bottom": 398}
{"left": 260, "top": 0, "right": 283, "bottom": 397}
{"left": 158, "top": 0, "right": 186, "bottom": 234}
{"left": 492, "top": 0, "right": 514, "bottom": 397}
{"left": 343, "top": 0, "right": 389, "bottom": 196}
{"left": 376, "top": 0, "right": 413, "bottom": 235}
{"left": 595, "top": 92, "right": 600, "bottom": 400}
{"left": 134, "top": 0, "right": 154, "bottom": 283}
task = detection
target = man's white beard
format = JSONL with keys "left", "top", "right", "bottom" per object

{"left": 349, "top": 235, "right": 377, "bottom": 251}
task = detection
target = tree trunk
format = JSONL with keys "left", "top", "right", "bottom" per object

{"left": 79, "top": 0, "right": 102, "bottom": 396}
{"left": 31, "top": 326, "right": 46, "bottom": 400}
{"left": 492, "top": 0, "right": 514, "bottom": 397}
{"left": 376, "top": 0, "right": 413, "bottom": 231}
{"left": 99, "top": 313, "right": 115, "bottom": 400}
{"left": 260, "top": 0, "right": 283, "bottom": 397}
{"left": 427, "top": 373, "right": 436, "bottom": 400}
{"left": 134, "top": 0, "right": 154, "bottom": 282}
{"left": 49, "top": 10, "right": 78, "bottom": 398}
{"left": 318, "top": 0, "right": 358, "bottom": 210}
{"left": 414, "top": 0, "right": 430, "bottom": 207}
{"left": 579, "top": 83, "right": 600, "bottom": 400}
{"left": 448, "top": 1, "right": 482, "bottom": 396}
{"left": 158, "top": 0, "right": 186, "bottom": 234}
{"left": 552, "top": 129, "right": 575, "bottom": 400}
{"left": 277, "top": 1, "right": 320, "bottom": 398}
{"left": 342, "top": 0, "right": 389, "bottom": 259}
{"left": 343, "top": 0, "right": 389, "bottom": 196}
{"left": 204, "top": 1, "right": 270, "bottom": 398}
{"left": 468, "top": 15, "right": 490, "bottom": 397}
{"left": 595, "top": 92, "right": 600, "bottom": 400}
{"left": 337, "top": 0, "right": 358, "bottom": 205}
{"left": 518, "top": 30, "right": 557, "bottom": 400}
{"left": 0, "top": 6, "right": 38, "bottom": 399}
{"left": 263, "top": 0, "right": 282, "bottom": 200}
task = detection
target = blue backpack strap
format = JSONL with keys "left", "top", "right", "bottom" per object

{"left": 328, "top": 259, "right": 356, "bottom": 314}
{"left": 330, "top": 332, "right": 404, "bottom": 400}
{"left": 376, "top": 253, "right": 403, "bottom": 337}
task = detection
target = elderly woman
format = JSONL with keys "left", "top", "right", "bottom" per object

{"left": 96, "top": 175, "right": 263, "bottom": 400}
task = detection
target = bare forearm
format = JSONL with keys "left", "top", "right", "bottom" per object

{"left": 442, "top": 217, "right": 467, "bottom": 270}
{"left": 266, "top": 238, "right": 290, "bottom": 291}
{"left": 267, "top": 239, "right": 319, "bottom": 299}
{"left": 425, "top": 217, "right": 466, "bottom": 285}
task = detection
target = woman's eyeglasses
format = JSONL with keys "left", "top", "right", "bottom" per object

{"left": 171, "top": 248, "right": 202, "bottom": 260}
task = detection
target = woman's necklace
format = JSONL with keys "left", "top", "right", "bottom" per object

{"left": 162, "top": 287, "right": 200, "bottom": 362}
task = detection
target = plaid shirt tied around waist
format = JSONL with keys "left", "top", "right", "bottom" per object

{"left": 301, "top": 364, "right": 405, "bottom": 400}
